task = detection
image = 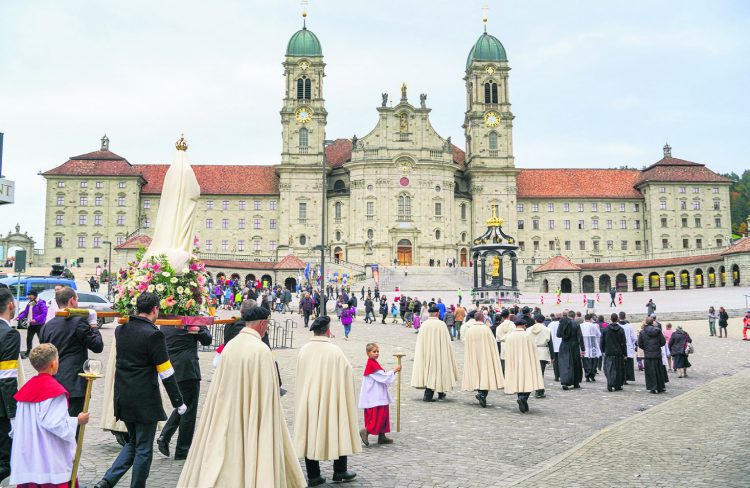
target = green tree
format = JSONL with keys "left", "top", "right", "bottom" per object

{"left": 722, "top": 170, "right": 750, "bottom": 235}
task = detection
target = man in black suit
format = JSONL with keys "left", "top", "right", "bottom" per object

{"left": 156, "top": 320, "right": 211, "bottom": 460}
{"left": 0, "top": 289, "right": 21, "bottom": 483}
{"left": 39, "top": 286, "right": 103, "bottom": 417}
{"left": 94, "top": 293, "right": 185, "bottom": 488}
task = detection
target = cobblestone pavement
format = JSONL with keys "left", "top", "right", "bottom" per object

{"left": 5, "top": 311, "right": 750, "bottom": 487}
{"left": 509, "top": 368, "right": 750, "bottom": 488}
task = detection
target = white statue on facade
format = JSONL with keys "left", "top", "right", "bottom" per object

{"left": 142, "top": 135, "right": 200, "bottom": 273}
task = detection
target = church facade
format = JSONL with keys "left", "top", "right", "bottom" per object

{"left": 40, "top": 22, "right": 733, "bottom": 273}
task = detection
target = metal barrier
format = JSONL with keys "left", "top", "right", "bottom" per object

{"left": 199, "top": 317, "right": 297, "bottom": 352}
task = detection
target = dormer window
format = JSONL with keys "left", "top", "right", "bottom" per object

{"left": 296, "top": 76, "right": 311, "bottom": 100}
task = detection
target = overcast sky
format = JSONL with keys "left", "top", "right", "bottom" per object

{"left": 1, "top": 0, "right": 749, "bottom": 244}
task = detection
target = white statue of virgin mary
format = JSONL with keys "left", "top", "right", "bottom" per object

{"left": 142, "top": 135, "right": 200, "bottom": 273}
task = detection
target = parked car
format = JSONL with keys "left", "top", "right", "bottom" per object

{"left": 0, "top": 276, "right": 77, "bottom": 302}
{"left": 37, "top": 289, "right": 114, "bottom": 329}
{"left": 0, "top": 272, "right": 9, "bottom": 279}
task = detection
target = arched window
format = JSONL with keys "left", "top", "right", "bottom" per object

{"left": 460, "top": 203, "right": 467, "bottom": 220}
{"left": 296, "top": 76, "right": 311, "bottom": 100}
{"left": 484, "top": 80, "right": 498, "bottom": 104}
{"left": 334, "top": 201, "right": 342, "bottom": 219}
{"left": 298, "top": 128, "right": 308, "bottom": 148}
{"left": 335, "top": 230, "right": 342, "bottom": 241}
{"left": 435, "top": 229, "right": 441, "bottom": 240}
{"left": 398, "top": 195, "right": 412, "bottom": 220}
{"left": 299, "top": 235, "right": 307, "bottom": 246}
{"left": 488, "top": 132, "right": 498, "bottom": 150}
{"left": 461, "top": 232, "right": 467, "bottom": 242}
{"left": 333, "top": 180, "right": 346, "bottom": 192}
{"left": 367, "top": 229, "right": 374, "bottom": 239}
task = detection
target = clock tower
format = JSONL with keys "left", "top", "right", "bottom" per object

{"left": 277, "top": 14, "right": 328, "bottom": 255}
{"left": 463, "top": 18, "right": 519, "bottom": 242}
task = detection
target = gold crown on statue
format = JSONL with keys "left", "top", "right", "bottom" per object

{"left": 175, "top": 134, "right": 188, "bottom": 151}
{"left": 486, "top": 207, "right": 504, "bottom": 227}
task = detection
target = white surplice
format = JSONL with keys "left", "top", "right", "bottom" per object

{"left": 580, "top": 321, "right": 602, "bottom": 358}
{"left": 9, "top": 395, "right": 77, "bottom": 485}
{"left": 358, "top": 370, "right": 395, "bottom": 409}
{"left": 548, "top": 321, "right": 562, "bottom": 353}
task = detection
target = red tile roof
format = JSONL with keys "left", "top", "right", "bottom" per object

{"left": 202, "top": 255, "right": 307, "bottom": 271}
{"left": 517, "top": 169, "right": 642, "bottom": 199}
{"left": 721, "top": 237, "right": 750, "bottom": 256}
{"left": 533, "top": 255, "right": 581, "bottom": 273}
{"left": 636, "top": 157, "right": 730, "bottom": 186}
{"left": 326, "top": 139, "right": 466, "bottom": 169}
{"left": 274, "top": 254, "right": 306, "bottom": 270}
{"left": 43, "top": 150, "right": 143, "bottom": 178}
{"left": 135, "top": 164, "right": 280, "bottom": 195}
{"left": 203, "top": 259, "right": 276, "bottom": 270}
{"left": 576, "top": 253, "right": 723, "bottom": 271}
{"left": 115, "top": 234, "right": 152, "bottom": 250}
{"left": 326, "top": 139, "right": 353, "bottom": 168}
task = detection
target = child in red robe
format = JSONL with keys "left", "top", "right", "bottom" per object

{"left": 358, "top": 343, "right": 400, "bottom": 446}
{"left": 10, "top": 344, "right": 89, "bottom": 488}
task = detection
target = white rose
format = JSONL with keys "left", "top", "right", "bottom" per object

{"left": 147, "top": 285, "right": 155, "bottom": 292}
{"left": 181, "top": 267, "right": 189, "bottom": 274}
{"left": 171, "top": 277, "right": 178, "bottom": 284}
{"left": 190, "top": 281, "right": 197, "bottom": 287}
{"left": 130, "top": 298, "right": 137, "bottom": 305}
{"left": 176, "top": 286, "right": 184, "bottom": 294}
{"left": 162, "top": 272, "right": 171, "bottom": 277}
{"left": 156, "top": 284, "right": 165, "bottom": 292}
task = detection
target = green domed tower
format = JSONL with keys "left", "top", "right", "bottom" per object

{"left": 463, "top": 18, "right": 518, "bottom": 252}
{"left": 278, "top": 12, "right": 329, "bottom": 254}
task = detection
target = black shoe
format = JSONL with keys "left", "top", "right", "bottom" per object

{"left": 423, "top": 392, "right": 436, "bottom": 402}
{"left": 174, "top": 452, "right": 188, "bottom": 461}
{"left": 94, "top": 480, "right": 112, "bottom": 488}
{"left": 521, "top": 399, "right": 529, "bottom": 412}
{"left": 573, "top": 385, "right": 581, "bottom": 389}
{"left": 607, "top": 386, "right": 613, "bottom": 392}
{"left": 332, "top": 471, "right": 357, "bottom": 482}
{"left": 614, "top": 387, "right": 623, "bottom": 391}
{"left": 562, "top": 385, "right": 569, "bottom": 391}
{"left": 623, "top": 381, "right": 630, "bottom": 385}
{"left": 308, "top": 476, "right": 326, "bottom": 487}
{"left": 585, "top": 378, "right": 591, "bottom": 382}
{"left": 650, "top": 390, "right": 657, "bottom": 394}
{"left": 658, "top": 389, "right": 666, "bottom": 393}
{"left": 437, "top": 392, "right": 447, "bottom": 400}
{"left": 475, "top": 393, "right": 487, "bottom": 408}
{"left": 157, "top": 437, "right": 170, "bottom": 458}
{"left": 20, "top": 352, "right": 29, "bottom": 359}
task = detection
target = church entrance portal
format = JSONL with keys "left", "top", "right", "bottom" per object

{"left": 397, "top": 239, "right": 412, "bottom": 266}
{"left": 459, "top": 248, "right": 468, "bottom": 267}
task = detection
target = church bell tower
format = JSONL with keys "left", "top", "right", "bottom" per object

{"left": 277, "top": 12, "right": 328, "bottom": 255}
{"left": 464, "top": 17, "right": 519, "bottom": 241}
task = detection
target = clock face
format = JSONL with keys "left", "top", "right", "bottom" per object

{"left": 295, "top": 106, "right": 313, "bottom": 123}
{"left": 299, "top": 60, "right": 309, "bottom": 71}
{"left": 484, "top": 111, "right": 500, "bottom": 127}
{"left": 485, "top": 65, "right": 495, "bottom": 75}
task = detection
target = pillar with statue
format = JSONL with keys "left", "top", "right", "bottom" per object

{"left": 470, "top": 208, "right": 520, "bottom": 305}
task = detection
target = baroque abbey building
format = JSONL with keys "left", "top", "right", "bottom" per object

{"left": 41, "top": 21, "right": 733, "bottom": 274}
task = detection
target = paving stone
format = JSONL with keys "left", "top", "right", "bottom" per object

{"left": 7, "top": 308, "right": 749, "bottom": 487}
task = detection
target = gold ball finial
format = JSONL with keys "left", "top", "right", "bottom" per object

{"left": 302, "top": 10, "right": 307, "bottom": 17}
{"left": 175, "top": 133, "right": 188, "bottom": 152}
{"left": 483, "top": 16, "right": 488, "bottom": 24}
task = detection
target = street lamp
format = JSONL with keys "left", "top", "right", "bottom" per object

{"left": 321, "top": 139, "right": 335, "bottom": 316}
{"left": 102, "top": 241, "right": 112, "bottom": 294}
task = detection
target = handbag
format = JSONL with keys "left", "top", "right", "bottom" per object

{"left": 685, "top": 342, "right": 694, "bottom": 355}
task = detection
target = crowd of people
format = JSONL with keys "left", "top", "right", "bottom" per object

{"left": 1, "top": 279, "right": 747, "bottom": 487}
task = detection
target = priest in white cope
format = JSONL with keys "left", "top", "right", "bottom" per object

{"left": 504, "top": 318, "right": 545, "bottom": 413}
{"left": 411, "top": 305, "right": 459, "bottom": 402}
{"left": 295, "top": 316, "right": 360, "bottom": 487}
{"left": 177, "top": 305, "right": 305, "bottom": 488}
{"left": 141, "top": 135, "right": 200, "bottom": 273}
{"left": 461, "top": 310, "right": 504, "bottom": 408}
